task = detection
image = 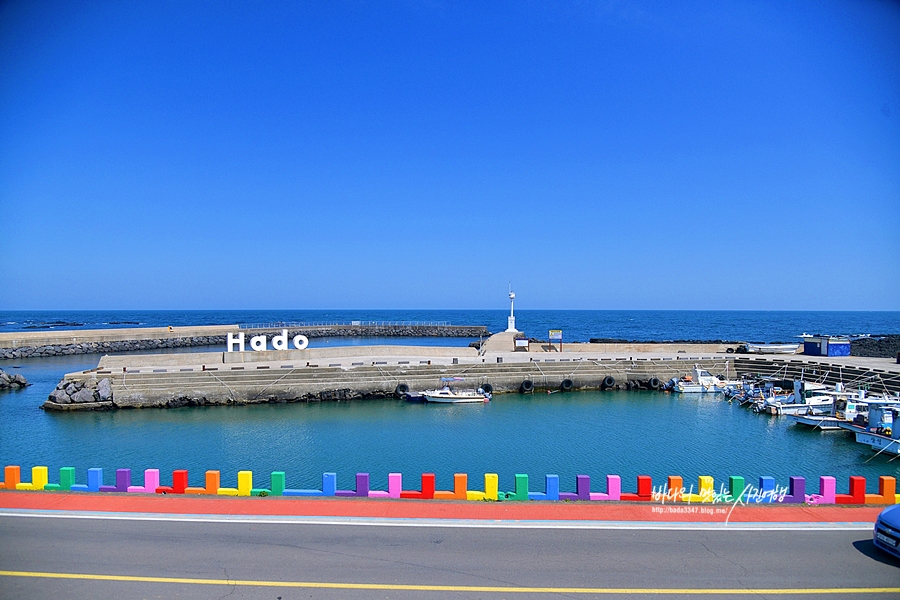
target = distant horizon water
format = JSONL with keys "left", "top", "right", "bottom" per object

{"left": 1, "top": 309, "right": 898, "bottom": 343}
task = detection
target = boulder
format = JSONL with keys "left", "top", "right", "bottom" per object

{"left": 97, "top": 378, "right": 112, "bottom": 402}
{"left": 72, "top": 388, "right": 96, "bottom": 404}
{"left": 49, "top": 389, "right": 71, "bottom": 404}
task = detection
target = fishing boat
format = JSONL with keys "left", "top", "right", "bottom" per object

{"left": 788, "top": 387, "right": 868, "bottom": 430}
{"left": 423, "top": 378, "right": 491, "bottom": 403}
{"left": 758, "top": 381, "right": 835, "bottom": 415}
{"left": 669, "top": 365, "right": 742, "bottom": 394}
{"left": 839, "top": 401, "right": 900, "bottom": 457}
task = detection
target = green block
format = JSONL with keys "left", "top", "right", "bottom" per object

{"left": 44, "top": 484, "right": 62, "bottom": 491}
{"left": 251, "top": 488, "right": 271, "bottom": 497}
{"left": 270, "top": 471, "right": 285, "bottom": 496}
{"left": 726, "top": 476, "right": 745, "bottom": 502}
{"left": 59, "top": 467, "right": 75, "bottom": 491}
{"left": 500, "top": 474, "right": 529, "bottom": 501}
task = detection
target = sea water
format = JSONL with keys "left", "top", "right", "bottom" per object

{"left": 1, "top": 310, "right": 899, "bottom": 492}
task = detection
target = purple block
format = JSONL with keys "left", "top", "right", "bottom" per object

{"left": 100, "top": 469, "right": 131, "bottom": 492}
{"left": 559, "top": 475, "right": 591, "bottom": 501}
{"left": 781, "top": 476, "right": 805, "bottom": 503}
{"left": 336, "top": 473, "right": 370, "bottom": 497}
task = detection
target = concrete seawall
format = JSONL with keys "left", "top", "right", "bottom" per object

{"left": 0, "top": 324, "right": 489, "bottom": 360}
{"left": 37, "top": 331, "right": 900, "bottom": 411}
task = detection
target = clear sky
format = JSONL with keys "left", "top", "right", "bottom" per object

{"left": 1, "top": 1, "right": 898, "bottom": 311}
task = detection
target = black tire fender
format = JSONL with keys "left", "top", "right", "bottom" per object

{"left": 520, "top": 379, "right": 534, "bottom": 393}
{"left": 560, "top": 379, "right": 573, "bottom": 391}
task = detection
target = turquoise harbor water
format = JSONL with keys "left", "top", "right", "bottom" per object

{"left": 2, "top": 310, "right": 899, "bottom": 493}
{"left": 2, "top": 352, "right": 899, "bottom": 493}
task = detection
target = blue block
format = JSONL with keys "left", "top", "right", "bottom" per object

{"left": 282, "top": 472, "right": 337, "bottom": 497}
{"left": 528, "top": 474, "right": 560, "bottom": 501}
{"left": 71, "top": 468, "right": 103, "bottom": 492}
{"left": 754, "top": 476, "right": 776, "bottom": 503}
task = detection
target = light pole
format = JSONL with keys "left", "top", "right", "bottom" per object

{"left": 506, "top": 288, "right": 517, "bottom": 332}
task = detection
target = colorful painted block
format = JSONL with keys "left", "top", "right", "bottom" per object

{"left": 71, "top": 468, "right": 103, "bottom": 492}
{"left": 15, "top": 466, "right": 48, "bottom": 491}
{"left": 864, "top": 476, "right": 896, "bottom": 505}
{"left": 589, "top": 475, "right": 621, "bottom": 501}
{"left": 127, "top": 469, "right": 160, "bottom": 493}
{"left": 0, "top": 466, "right": 21, "bottom": 490}
{"left": 835, "top": 476, "right": 866, "bottom": 504}
{"left": 283, "top": 472, "right": 337, "bottom": 496}
{"left": 620, "top": 475, "right": 652, "bottom": 501}
{"left": 434, "top": 473, "right": 468, "bottom": 500}
{"left": 499, "top": 474, "right": 529, "bottom": 501}
{"left": 336, "top": 473, "right": 370, "bottom": 497}
{"left": 400, "top": 473, "right": 435, "bottom": 499}
{"left": 528, "top": 474, "right": 560, "bottom": 501}
{"left": 559, "top": 475, "right": 591, "bottom": 501}
{"left": 45, "top": 467, "right": 76, "bottom": 491}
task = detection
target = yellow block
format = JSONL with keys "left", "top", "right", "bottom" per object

{"left": 681, "top": 476, "right": 715, "bottom": 503}
{"left": 217, "top": 488, "right": 239, "bottom": 496}
{"left": 15, "top": 466, "right": 48, "bottom": 491}
{"left": 237, "top": 471, "right": 252, "bottom": 497}
{"left": 466, "top": 473, "right": 499, "bottom": 501}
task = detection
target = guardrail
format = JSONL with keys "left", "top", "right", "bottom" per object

{"left": 239, "top": 321, "right": 453, "bottom": 329}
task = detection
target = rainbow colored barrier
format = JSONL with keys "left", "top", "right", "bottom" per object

{"left": 2, "top": 464, "right": 898, "bottom": 506}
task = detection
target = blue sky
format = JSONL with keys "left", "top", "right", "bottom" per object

{"left": 1, "top": 1, "right": 898, "bottom": 311}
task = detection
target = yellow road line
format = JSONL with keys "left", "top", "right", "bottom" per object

{"left": 0, "top": 570, "right": 898, "bottom": 595}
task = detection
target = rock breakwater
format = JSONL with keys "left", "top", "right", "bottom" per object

{"left": 1, "top": 325, "right": 489, "bottom": 360}
{"left": 0, "top": 368, "right": 29, "bottom": 390}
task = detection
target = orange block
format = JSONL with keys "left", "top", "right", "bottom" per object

{"left": 0, "top": 466, "right": 20, "bottom": 490}
{"left": 865, "top": 476, "right": 896, "bottom": 505}
{"left": 434, "top": 473, "right": 468, "bottom": 500}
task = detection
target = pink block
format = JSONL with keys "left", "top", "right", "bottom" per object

{"left": 820, "top": 476, "right": 836, "bottom": 504}
{"left": 590, "top": 475, "right": 622, "bottom": 501}
{"left": 127, "top": 469, "right": 161, "bottom": 493}
{"left": 368, "top": 490, "right": 390, "bottom": 497}
{"left": 388, "top": 473, "right": 402, "bottom": 499}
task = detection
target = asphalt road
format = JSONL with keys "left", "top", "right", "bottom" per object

{"left": 1, "top": 515, "right": 898, "bottom": 599}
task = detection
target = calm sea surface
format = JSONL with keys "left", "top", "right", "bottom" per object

{"left": 1, "top": 310, "right": 899, "bottom": 491}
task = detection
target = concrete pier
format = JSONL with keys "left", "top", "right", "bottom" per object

{"left": 38, "top": 332, "right": 900, "bottom": 411}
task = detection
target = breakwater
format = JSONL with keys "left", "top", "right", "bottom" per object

{"left": 2, "top": 464, "right": 897, "bottom": 505}
{"left": 43, "top": 350, "right": 735, "bottom": 410}
{"left": 0, "top": 323, "right": 489, "bottom": 360}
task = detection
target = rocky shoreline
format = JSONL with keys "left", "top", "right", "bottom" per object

{"left": 1, "top": 325, "right": 489, "bottom": 360}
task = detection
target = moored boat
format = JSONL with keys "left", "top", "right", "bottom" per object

{"left": 669, "top": 365, "right": 742, "bottom": 394}
{"left": 422, "top": 378, "right": 491, "bottom": 403}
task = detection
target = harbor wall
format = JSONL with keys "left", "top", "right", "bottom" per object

{"left": 0, "top": 324, "right": 489, "bottom": 360}
{"left": 44, "top": 355, "right": 736, "bottom": 410}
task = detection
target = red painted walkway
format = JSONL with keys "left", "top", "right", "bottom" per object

{"left": 0, "top": 491, "right": 883, "bottom": 523}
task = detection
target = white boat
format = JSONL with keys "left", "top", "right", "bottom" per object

{"left": 744, "top": 343, "right": 800, "bottom": 354}
{"left": 788, "top": 389, "right": 868, "bottom": 430}
{"left": 760, "top": 381, "right": 835, "bottom": 415}
{"left": 423, "top": 378, "right": 491, "bottom": 404}
{"left": 840, "top": 402, "right": 900, "bottom": 456}
{"left": 671, "top": 366, "right": 742, "bottom": 394}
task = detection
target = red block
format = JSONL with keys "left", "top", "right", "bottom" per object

{"left": 835, "top": 476, "right": 866, "bottom": 504}
{"left": 400, "top": 473, "right": 436, "bottom": 499}
{"left": 620, "top": 475, "right": 653, "bottom": 501}
{"left": 155, "top": 469, "right": 189, "bottom": 494}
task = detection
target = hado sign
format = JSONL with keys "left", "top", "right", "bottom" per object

{"left": 226, "top": 330, "right": 308, "bottom": 352}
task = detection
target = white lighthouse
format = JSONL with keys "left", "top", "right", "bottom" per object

{"left": 506, "top": 287, "right": 518, "bottom": 332}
